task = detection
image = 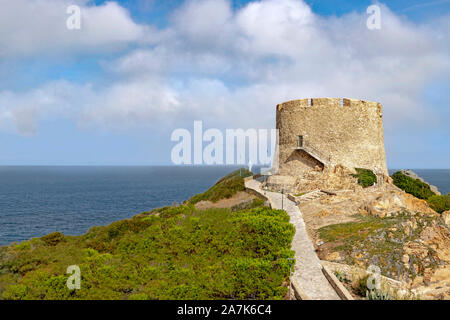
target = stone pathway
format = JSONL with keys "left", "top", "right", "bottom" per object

{"left": 245, "top": 178, "right": 340, "bottom": 300}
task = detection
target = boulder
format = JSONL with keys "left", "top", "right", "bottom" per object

{"left": 362, "top": 190, "right": 437, "bottom": 218}
{"left": 400, "top": 192, "right": 437, "bottom": 215}
{"left": 363, "top": 193, "right": 406, "bottom": 218}
{"left": 442, "top": 210, "right": 450, "bottom": 226}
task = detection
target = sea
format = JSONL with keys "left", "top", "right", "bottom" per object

{"left": 0, "top": 166, "right": 449, "bottom": 246}
{"left": 0, "top": 166, "right": 242, "bottom": 246}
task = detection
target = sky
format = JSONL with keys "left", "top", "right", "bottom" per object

{"left": 0, "top": 0, "right": 449, "bottom": 168}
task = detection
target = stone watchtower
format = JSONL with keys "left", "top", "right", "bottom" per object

{"left": 275, "top": 98, "right": 388, "bottom": 178}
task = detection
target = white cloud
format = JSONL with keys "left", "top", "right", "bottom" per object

{"left": 1, "top": 0, "right": 450, "bottom": 144}
{"left": 100, "top": 0, "right": 449, "bottom": 131}
{"left": 81, "top": 77, "right": 181, "bottom": 131}
{"left": 0, "top": 0, "right": 145, "bottom": 58}
{"left": 172, "top": 0, "right": 233, "bottom": 43}
{"left": 0, "top": 81, "right": 80, "bottom": 135}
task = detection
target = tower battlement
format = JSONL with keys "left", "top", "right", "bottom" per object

{"left": 277, "top": 98, "right": 382, "bottom": 112}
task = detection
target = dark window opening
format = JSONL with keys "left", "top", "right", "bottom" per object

{"left": 298, "top": 135, "right": 303, "bottom": 148}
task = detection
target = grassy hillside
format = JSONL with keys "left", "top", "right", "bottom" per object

{"left": 0, "top": 169, "right": 295, "bottom": 300}
{"left": 189, "top": 168, "right": 252, "bottom": 204}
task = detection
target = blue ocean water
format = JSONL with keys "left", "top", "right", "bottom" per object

{"left": 0, "top": 166, "right": 242, "bottom": 246}
{"left": 1, "top": 167, "right": 448, "bottom": 246}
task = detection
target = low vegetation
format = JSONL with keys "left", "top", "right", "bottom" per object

{"left": 391, "top": 171, "right": 450, "bottom": 213}
{"left": 391, "top": 171, "right": 435, "bottom": 200}
{"left": 334, "top": 271, "right": 350, "bottom": 284}
{"left": 357, "top": 275, "right": 392, "bottom": 300}
{"left": 318, "top": 215, "right": 397, "bottom": 244}
{"left": 427, "top": 194, "right": 450, "bottom": 214}
{"left": 189, "top": 168, "right": 252, "bottom": 204}
{"left": 0, "top": 169, "right": 295, "bottom": 300}
{"left": 352, "top": 168, "right": 377, "bottom": 188}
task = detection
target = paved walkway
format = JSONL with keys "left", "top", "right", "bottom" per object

{"left": 245, "top": 178, "right": 340, "bottom": 300}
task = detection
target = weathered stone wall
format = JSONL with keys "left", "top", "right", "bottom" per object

{"left": 276, "top": 98, "right": 388, "bottom": 177}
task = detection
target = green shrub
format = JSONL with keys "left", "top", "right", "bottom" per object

{"left": 215, "top": 168, "right": 252, "bottom": 184}
{"left": 391, "top": 171, "right": 435, "bottom": 200}
{"left": 190, "top": 168, "right": 252, "bottom": 204}
{"left": 357, "top": 275, "right": 369, "bottom": 296}
{"left": 427, "top": 195, "right": 450, "bottom": 214}
{"left": 390, "top": 172, "right": 448, "bottom": 213}
{"left": 352, "top": 168, "right": 377, "bottom": 188}
{"left": 127, "top": 293, "right": 149, "bottom": 300}
{"left": 2, "top": 284, "right": 28, "bottom": 300}
{"left": 0, "top": 169, "right": 295, "bottom": 300}
{"left": 41, "top": 232, "right": 65, "bottom": 246}
{"left": 14, "top": 241, "right": 31, "bottom": 251}
{"left": 334, "top": 271, "right": 349, "bottom": 283}
{"left": 231, "top": 198, "right": 266, "bottom": 211}
{"left": 0, "top": 205, "right": 294, "bottom": 300}
{"left": 357, "top": 274, "right": 392, "bottom": 300}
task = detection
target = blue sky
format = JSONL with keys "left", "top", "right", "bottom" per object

{"left": 103, "top": 0, "right": 450, "bottom": 22}
{"left": 0, "top": 0, "right": 449, "bottom": 168}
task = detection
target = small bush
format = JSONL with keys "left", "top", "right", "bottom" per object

{"left": 190, "top": 168, "right": 252, "bottom": 204}
{"left": 2, "top": 284, "right": 28, "bottom": 300}
{"left": 14, "top": 241, "right": 31, "bottom": 251}
{"left": 391, "top": 171, "right": 436, "bottom": 200}
{"left": 334, "top": 271, "right": 350, "bottom": 283}
{"left": 357, "top": 275, "right": 370, "bottom": 296}
{"left": 427, "top": 195, "right": 450, "bottom": 214}
{"left": 231, "top": 198, "right": 266, "bottom": 211}
{"left": 352, "top": 168, "right": 377, "bottom": 188}
{"left": 41, "top": 232, "right": 65, "bottom": 246}
{"left": 215, "top": 168, "right": 252, "bottom": 183}
{"left": 356, "top": 275, "right": 392, "bottom": 300}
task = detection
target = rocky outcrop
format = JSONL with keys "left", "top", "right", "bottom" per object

{"left": 407, "top": 221, "right": 450, "bottom": 299}
{"left": 442, "top": 210, "right": 450, "bottom": 226}
{"left": 272, "top": 160, "right": 448, "bottom": 299}
{"left": 361, "top": 189, "right": 437, "bottom": 218}
{"left": 297, "top": 169, "right": 448, "bottom": 299}
{"left": 401, "top": 192, "right": 438, "bottom": 215}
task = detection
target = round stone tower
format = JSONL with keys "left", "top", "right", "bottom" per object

{"left": 275, "top": 98, "right": 388, "bottom": 177}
